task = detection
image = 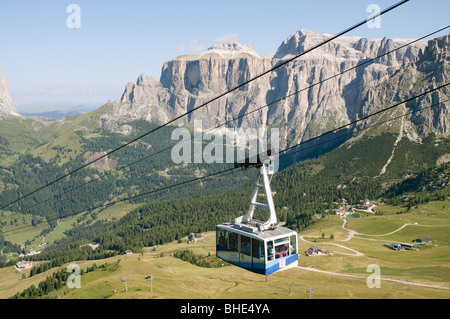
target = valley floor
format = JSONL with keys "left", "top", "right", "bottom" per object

{"left": 1, "top": 200, "right": 449, "bottom": 299}
{"left": 298, "top": 215, "right": 450, "bottom": 291}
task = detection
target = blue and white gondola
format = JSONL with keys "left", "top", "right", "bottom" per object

{"left": 216, "top": 154, "right": 298, "bottom": 275}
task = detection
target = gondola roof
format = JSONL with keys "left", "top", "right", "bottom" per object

{"left": 218, "top": 222, "right": 295, "bottom": 240}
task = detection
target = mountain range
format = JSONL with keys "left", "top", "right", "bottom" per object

{"left": 2, "top": 29, "right": 449, "bottom": 149}
{"left": 0, "top": 28, "right": 449, "bottom": 290}
{"left": 0, "top": 28, "right": 447, "bottom": 215}
{"left": 98, "top": 29, "right": 449, "bottom": 152}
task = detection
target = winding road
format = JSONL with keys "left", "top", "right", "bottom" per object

{"left": 297, "top": 216, "right": 450, "bottom": 291}
{"left": 297, "top": 266, "right": 450, "bottom": 290}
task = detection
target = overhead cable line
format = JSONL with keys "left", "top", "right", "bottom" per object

{"left": 0, "top": 0, "right": 410, "bottom": 211}
{"left": 279, "top": 99, "right": 449, "bottom": 160}
{"left": 12, "top": 19, "right": 444, "bottom": 221}
{"left": 3, "top": 81, "right": 447, "bottom": 235}
{"left": 280, "top": 82, "right": 449, "bottom": 155}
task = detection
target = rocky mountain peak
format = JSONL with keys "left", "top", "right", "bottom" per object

{"left": 158, "top": 39, "right": 271, "bottom": 97}
{"left": 198, "top": 41, "right": 264, "bottom": 60}
{"left": 118, "top": 74, "right": 166, "bottom": 105}
{"left": 136, "top": 74, "right": 161, "bottom": 87}
{"left": 206, "top": 41, "right": 257, "bottom": 54}
{"left": 420, "top": 33, "right": 450, "bottom": 62}
{"left": 107, "top": 29, "right": 447, "bottom": 143}
{"left": 274, "top": 28, "right": 329, "bottom": 60}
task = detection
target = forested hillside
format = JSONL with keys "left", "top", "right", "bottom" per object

{"left": 27, "top": 130, "right": 446, "bottom": 261}
{"left": 0, "top": 117, "right": 252, "bottom": 227}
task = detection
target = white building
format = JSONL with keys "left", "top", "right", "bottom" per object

{"left": 15, "top": 260, "right": 33, "bottom": 271}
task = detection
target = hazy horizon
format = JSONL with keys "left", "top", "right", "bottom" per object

{"left": 1, "top": 0, "right": 449, "bottom": 112}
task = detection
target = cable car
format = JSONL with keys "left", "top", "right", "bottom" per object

{"left": 216, "top": 154, "right": 298, "bottom": 275}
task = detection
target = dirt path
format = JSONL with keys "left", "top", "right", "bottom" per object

{"left": 340, "top": 218, "right": 357, "bottom": 241}
{"left": 298, "top": 217, "right": 450, "bottom": 291}
{"left": 297, "top": 266, "right": 450, "bottom": 290}
{"left": 345, "top": 221, "right": 450, "bottom": 237}
{"left": 378, "top": 110, "right": 405, "bottom": 177}
{"left": 353, "top": 223, "right": 413, "bottom": 237}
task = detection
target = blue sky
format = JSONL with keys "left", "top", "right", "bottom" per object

{"left": 0, "top": 0, "right": 449, "bottom": 111}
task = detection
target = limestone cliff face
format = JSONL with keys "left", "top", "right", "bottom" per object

{"left": 157, "top": 42, "right": 273, "bottom": 129}
{"left": 107, "top": 74, "right": 172, "bottom": 124}
{"left": 105, "top": 42, "right": 273, "bottom": 130}
{"left": 106, "top": 30, "right": 448, "bottom": 147}
{"left": 355, "top": 33, "right": 450, "bottom": 138}
{"left": 266, "top": 29, "right": 430, "bottom": 146}
{"left": 411, "top": 34, "right": 450, "bottom": 136}
{"left": 0, "top": 68, "right": 19, "bottom": 118}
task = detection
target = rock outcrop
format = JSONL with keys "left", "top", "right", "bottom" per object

{"left": 0, "top": 68, "right": 19, "bottom": 118}
{"left": 108, "top": 74, "right": 172, "bottom": 124}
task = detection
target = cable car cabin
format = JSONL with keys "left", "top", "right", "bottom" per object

{"left": 216, "top": 155, "right": 298, "bottom": 275}
{"left": 216, "top": 223, "right": 298, "bottom": 275}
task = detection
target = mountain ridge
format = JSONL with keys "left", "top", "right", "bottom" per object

{"left": 103, "top": 29, "right": 448, "bottom": 153}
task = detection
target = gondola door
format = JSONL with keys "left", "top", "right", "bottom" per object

{"left": 239, "top": 234, "right": 252, "bottom": 269}
{"left": 252, "top": 237, "right": 265, "bottom": 273}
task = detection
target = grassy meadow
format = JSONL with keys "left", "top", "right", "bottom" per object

{"left": 1, "top": 196, "right": 449, "bottom": 299}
